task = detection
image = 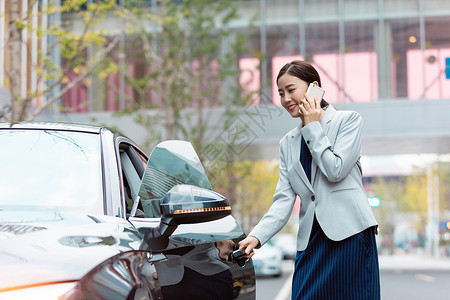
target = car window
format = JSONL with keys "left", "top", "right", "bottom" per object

{"left": 0, "top": 129, "right": 103, "bottom": 214}
{"left": 118, "top": 144, "right": 147, "bottom": 218}
{"left": 138, "top": 141, "right": 213, "bottom": 219}
{"left": 135, "top": 150, "right": 147, "bottom": 171}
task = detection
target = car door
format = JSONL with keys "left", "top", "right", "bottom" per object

{"left": 127, "top": 140, "right": 256, "bottom": 300}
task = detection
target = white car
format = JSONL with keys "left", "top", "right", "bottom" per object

{"left": 0, "top": 122, "right": 256, "bottom": 300}
{"left": 272, "top": 233, "right": 297, "bottom": 260}
{"left": 252, "top": 241, "right": 282, "bottom": 277}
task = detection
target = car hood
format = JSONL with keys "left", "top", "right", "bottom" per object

{"left": 0, "top": 211, "right": 142, "bottom": 291}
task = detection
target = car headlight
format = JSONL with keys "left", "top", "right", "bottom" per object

{"left": 0, "top": 282, "right": 76, "bottom": 300}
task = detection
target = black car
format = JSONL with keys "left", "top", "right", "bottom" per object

{"left": 0, "top": 122, "right": 255, "bottom": 299}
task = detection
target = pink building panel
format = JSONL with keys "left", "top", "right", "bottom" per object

{"left": 272, "top": 53, "right": 377, "bottom": 105}
{"left": 314, "top": 52, "right": 378, "bottom": 103}
{"left": 239, "top": 57, "right": 261, "bottom": 105}
{"left": 344, "top": 52, "right": 378, "bottom": 102}
{"left": 312, "top": 54, "right": 340, "bottom": 103}
{"left": 407, "top": 48, "right": 450, "bottom": 100}
{"left": 63, "top": 71, "right": 88, "bottom": 113}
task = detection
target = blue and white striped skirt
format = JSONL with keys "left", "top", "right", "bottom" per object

{"left": 292, "top": 217, "right": 380, "bottom": 300}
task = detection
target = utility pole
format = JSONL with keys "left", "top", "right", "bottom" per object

{"left": 433, "top": 163, "right": 440, "bottom": 258}
{"left": 426, "top": 161, "right": 440, "bottom": 257}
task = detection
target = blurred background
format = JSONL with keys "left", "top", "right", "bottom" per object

{"left": 1, "top": 1, "right": 450, "bottom": 298}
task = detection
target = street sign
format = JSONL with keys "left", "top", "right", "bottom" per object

{"left": 446, "top": 57, "right": 450, "bottom": 79}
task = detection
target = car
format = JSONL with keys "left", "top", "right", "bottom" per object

{"left": 271, "top": 233, "right": 297, "bottom": 260}
{"left": 0, "top": 122, "right": 255, "bottom": 300}
{"left": 251, "top": 240, "right": 282, "bottom": 277}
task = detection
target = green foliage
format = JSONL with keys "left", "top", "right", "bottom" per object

{"left": 208, "top": 159, "right": 279, "bottom": 228}
{"left": 118, "top": 0, "right": 253, "bottom": 152}
{"left": 372, "top": 161, "right": 450, "bottom": 238}
{"left": 371, "top": 176, "right": 403, "bottom": 238}
{"left": 399, "top": 168, "right": 428, "bottom": 218}
{"left": 436, "top": 161, "right": 450, "bottom": 213}
{"left": 5, "top": 0, "right": 120, "bottom": 122}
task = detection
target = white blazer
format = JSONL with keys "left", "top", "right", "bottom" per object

{"left": 249, "top": 105, "right": 378, "bottom": 251}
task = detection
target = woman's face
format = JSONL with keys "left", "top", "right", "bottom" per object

{"left": 277, "top": 73, "right": 308, "bottom": 118}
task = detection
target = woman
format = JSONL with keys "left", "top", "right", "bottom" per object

{"left": 239, "top": 60, "right": 380, "bottom": 299}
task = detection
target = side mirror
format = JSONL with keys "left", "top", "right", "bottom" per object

{"left": 139, "top": 184, "right": 231, "bottom": 250}
{"left": 161, "top": 184, "right": 231, "bottom": 224}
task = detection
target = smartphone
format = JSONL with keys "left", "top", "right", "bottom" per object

{"left": 306, "top": 83, "right": 325, "bottom": 102}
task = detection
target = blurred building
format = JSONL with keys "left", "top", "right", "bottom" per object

{"left": 2, "top": 0, "right": 450, "bottom": 157}
{"left": 68, "top": 0, "right": 450, "bottom": 158}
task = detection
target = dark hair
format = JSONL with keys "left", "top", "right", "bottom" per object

{"left": 276, "top": 60, "right": 329, "bottom": 108}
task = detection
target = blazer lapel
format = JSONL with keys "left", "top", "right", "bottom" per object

{"left": 310, "top": 105, "right": 336, "bottom": 185}
{"left": 320, "top": 105, "right": 336, "bottom": 130}
{"left": 290, "top": 123, "right": 314, "bottom": 193}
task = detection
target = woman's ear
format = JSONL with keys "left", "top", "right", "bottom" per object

{"left": 312, "top": 80, "right": 319, "bottom": 87}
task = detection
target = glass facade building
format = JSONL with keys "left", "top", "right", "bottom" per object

{"left": 59, "top": 0, "right": 450, "bottom": 112}
{"left": 236, "top": 0, "right": 450, "bottom": 105}
{"left": 1, "top": 1, "right": 449, "bottom": 113}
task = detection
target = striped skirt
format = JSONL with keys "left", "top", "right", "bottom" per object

{"left": 292, "top": 217, "right": 380, "bottom": 300}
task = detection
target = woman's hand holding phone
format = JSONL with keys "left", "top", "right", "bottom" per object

{"left": 300, "top": 83, "right": 325, "bottom": 125}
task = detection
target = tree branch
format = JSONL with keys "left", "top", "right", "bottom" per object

{"left": 26, "top": 34, "right": 121, "bottom": 120}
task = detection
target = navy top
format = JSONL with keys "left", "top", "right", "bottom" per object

{"left": 300, "top": 136, "right": 312, "bottom": 182}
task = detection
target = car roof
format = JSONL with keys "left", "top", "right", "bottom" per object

{"left": 0, "top": 122, "right": 105, "bottom": 134}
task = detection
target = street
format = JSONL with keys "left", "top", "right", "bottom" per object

{"left": 255, "top": 255, "right": 450, "bottom": 300}
{"left": 380, "top": 270, "right": 450, "bottom": 300}
{"left": 255, "top": 260, "right": 294, "bottom": 300}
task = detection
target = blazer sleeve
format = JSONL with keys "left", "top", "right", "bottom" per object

{"left": 248, "top": 138, "right": 296, "bottom": 247}
{"left": 301, "top": 111, "right": 362, "bottom": 183}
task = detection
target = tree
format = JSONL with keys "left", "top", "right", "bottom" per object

{"left": 113, "top": 0, "right": 260, "bottom": 217}
{"left": 2, "top": 0, "right": 119, "bottom": 123}
{"left": 115, "top": 0, "right": 255, "bottom": 151}
{"left": 210, "top": 160, "right": 279, "bottom": 232}
{"left": 372, "top": 161, "right": 450, "bottom": 251}
{"left": 371, "top": 176, "right": 403, "bottom": 252}
{"left": 397, "top": 162, "right": 449, "bottom": 221}
{"left": 399, "top": 168, "right": 428, "bottom": 219}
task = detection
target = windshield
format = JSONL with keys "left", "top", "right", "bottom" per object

{"left": 0, "top": 129, "right": 103, "bottom": 214}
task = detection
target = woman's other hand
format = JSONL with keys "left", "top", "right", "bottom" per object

{"left": 238, "top": 236, "right": 260, "bottom": 258}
